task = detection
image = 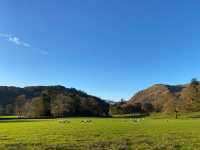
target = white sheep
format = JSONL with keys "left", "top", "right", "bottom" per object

{"left": 58, "top": 119, "right": 70, "bottom": 123}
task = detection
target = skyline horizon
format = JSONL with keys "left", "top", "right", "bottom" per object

{"left": 0, "top": 78, "right": 196, "bottom": 101}
{"left": 1, "top": 1, "right": 200, "bottom": 101}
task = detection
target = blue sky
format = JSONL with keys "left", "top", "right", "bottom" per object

{"left": 0, "top": 0, "right": 200, "bottom": 101}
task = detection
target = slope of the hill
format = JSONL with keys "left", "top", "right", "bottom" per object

{"left": 128, "top": 81, "right": 200, "bottom": 113}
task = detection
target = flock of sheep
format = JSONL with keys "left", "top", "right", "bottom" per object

{"left": 130, "top": 118, "right": 145, "bottom": 123}
{"left": 58, "top": 119, "right": 93, "bottom": 124}
{"left": 58, "top": 118, "right": 145, "bottom": 124}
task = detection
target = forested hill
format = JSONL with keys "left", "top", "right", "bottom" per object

{"left": 0, "top": 86, "right": 109, "bottom": 118}
{"left": 110, "top": 79, "right": 200, "bottom": 115}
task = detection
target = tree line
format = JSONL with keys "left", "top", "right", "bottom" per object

{"left": 110, "top": 79, "right": 200, "bottom": 116}
{"left": 0, "top": 79, "right": 200, "bottom": 118}
{"left": 110, "top": 99, "right": 154, "bottom": 115}
{"left": 0, "top": 86, "right": 109, "bottom": 118}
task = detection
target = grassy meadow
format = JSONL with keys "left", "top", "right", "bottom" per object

{"left": 0, "top": 115, "right": 200, "bottom": 150}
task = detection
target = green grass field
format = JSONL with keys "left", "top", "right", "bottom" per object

{"left": 0, "top": 115, "right": 200, "bottom": 150}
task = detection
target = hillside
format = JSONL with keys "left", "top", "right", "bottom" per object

{"left": 0, "top": 86, "right": 109, "bottom": 117}
{"left": 128, "top": 84, "right": 185, "bottom": 112}
{"left": 110, "top": 80, "right": 200, "bottom": 115}
{"left": 130, "top": 84, "right": 185, "bottom": 103}
{"left": 128, "top": 80, "right": 200, "bottom": 113}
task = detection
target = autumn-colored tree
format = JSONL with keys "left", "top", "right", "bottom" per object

{"left": 181, "top": 78, "right": 200, "bottom": 112}
{"left": 51, "top": 94, "right": 76, "bottom": 117}
{"left": 15, "top": 95, "right": 27, "bottom": 118}
{"left": 26, "top": 97, "right": 45, "bottom": 118}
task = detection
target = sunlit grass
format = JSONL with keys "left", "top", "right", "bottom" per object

{"left": 0, "top": 114, "right": 200, "bottom": 149}
{"left": 0, "top": 116, "right": 17, "bottom": 119}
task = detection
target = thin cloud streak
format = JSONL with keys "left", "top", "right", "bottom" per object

{"left": 8, "top": 36, "right": 30, "bottom": 47}
{"left": 0, "top": 33, "right": 30, "bottom": 47}
{"left": 0, "top": 33, "right": 48, "bottom": 55}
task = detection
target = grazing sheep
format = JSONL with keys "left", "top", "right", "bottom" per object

{"left": 132, "top": 118, "right": 142, "bottom": 123}
{"left": 137, "top": 119, "right": 141, "bottom": 122}
{"left": 81, "top": 120, "right": 92, "bottom": 123}
{"left": 58, "top": 119, "right": 70, "bottom": 124}
{"left": 81, "top": 120, "right": 86, "bottom": 123}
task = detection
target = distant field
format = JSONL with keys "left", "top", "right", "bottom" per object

{"left": 1, "top": 115, "right": 200, "bottom": 150}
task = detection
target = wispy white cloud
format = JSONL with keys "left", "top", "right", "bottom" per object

{"left": 0, "top": 33, "right": 48, "bottom": 55}
{"left": 8, "top": 36, "right": 30, "bottom": 47}
{"left": 0, "top": 33, "right": 30, "bottom": 47}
